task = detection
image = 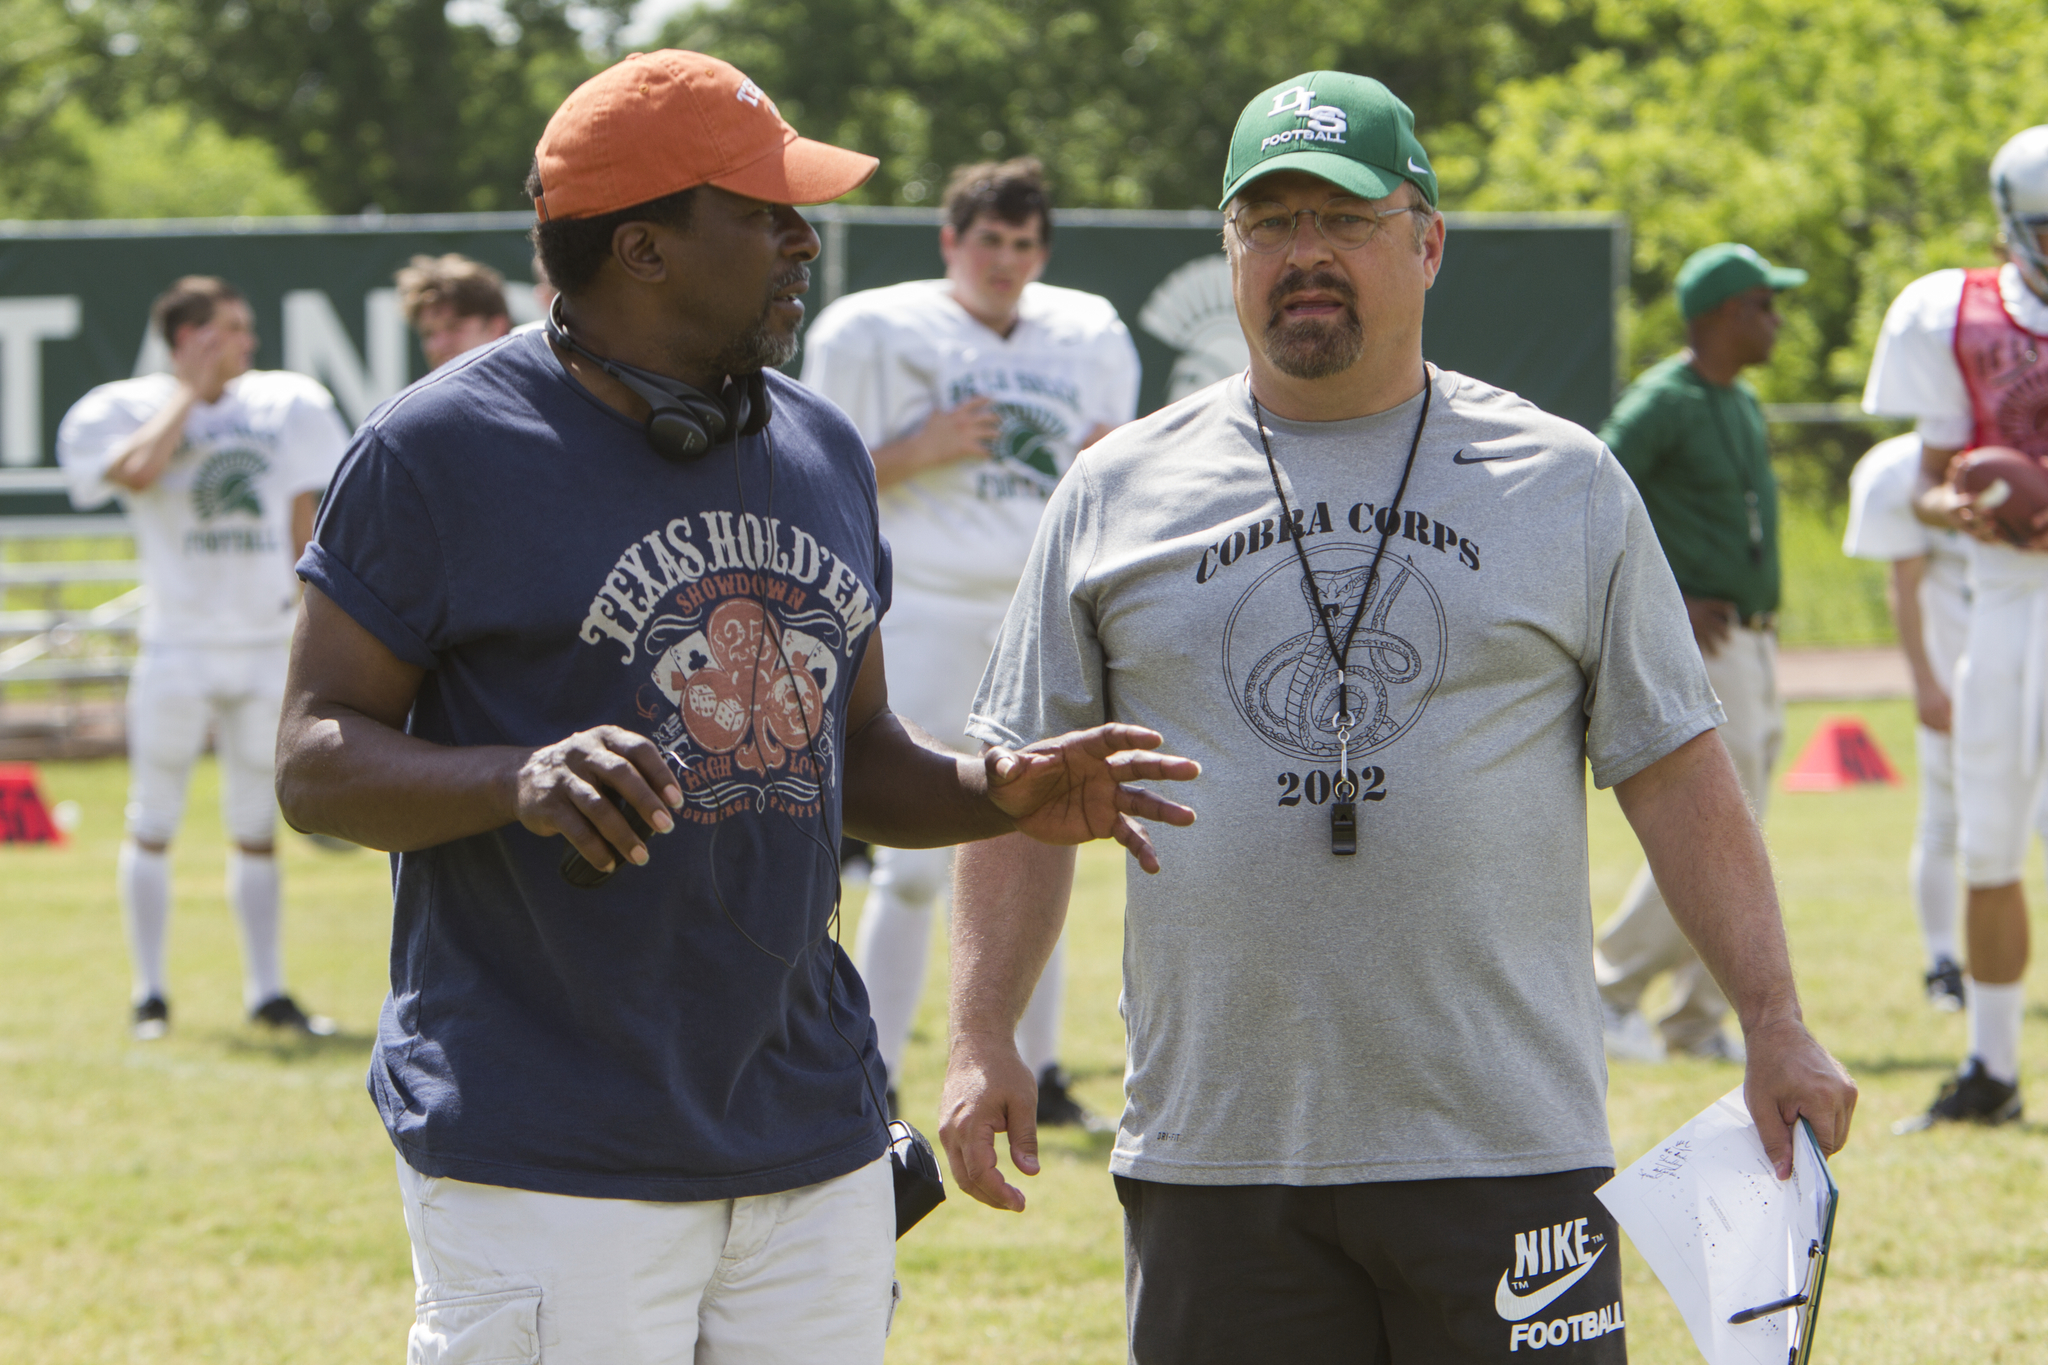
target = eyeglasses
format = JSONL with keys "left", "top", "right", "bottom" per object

{"left": 1229, "top": 199, "right": 1421, "bottom": 254}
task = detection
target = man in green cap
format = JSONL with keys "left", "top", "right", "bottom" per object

{"left": 938, "top": 75, "right": 1854, "bottom": 1363}
{"left": 1593, "top": 243, "right": 1808, "bottom": 1068}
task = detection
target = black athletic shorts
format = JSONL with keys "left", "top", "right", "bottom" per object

{"left": 1116, "top": 1167, "right": 1626, "bottom": 1364}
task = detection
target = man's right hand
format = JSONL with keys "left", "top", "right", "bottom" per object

{"left": 1685, "top": 595, "right": 1737, "bottom": 657}
{"left": 1915, "top": 470, "right": 2048, "bottom": 549}
{"left": 938, "top": 1030, "right": 1041, "bottom": 1212}
{"left": 514, "top": 725, "right": 683, "bottom": 874}
{"left": 170, "top": 322, "right": 242, "bottom": 399}
{"left": 911, "top": 396, "right": 1001, "bottom": 470}
{"left": 872, "top": 397, "right": 1003, "bottom": 488}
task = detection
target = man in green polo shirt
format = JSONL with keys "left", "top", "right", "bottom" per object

{"left": 1594, "top": 242, "right": 1807, "bottom": 1064}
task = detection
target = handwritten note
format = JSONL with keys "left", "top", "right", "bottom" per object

{"left": 1596, "top": 1088, "right": 1826, "bottom": 1365}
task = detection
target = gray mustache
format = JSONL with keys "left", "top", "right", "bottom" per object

{"left": 1267, "top": 269, "right": 1357, "bottom": 320}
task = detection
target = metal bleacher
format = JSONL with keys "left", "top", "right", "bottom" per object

{"left": 0, "top": 468, "right": 139, "bottom": 757}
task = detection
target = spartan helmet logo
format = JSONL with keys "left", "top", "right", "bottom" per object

{"left": 1140, "top": 255, "right": 1251, "bottom": 404}
{"left": 990, "top": 400, "right": 1068, "bottom": 492}
{"left": 191, "top": 448, "right": 268, "bottom": 521}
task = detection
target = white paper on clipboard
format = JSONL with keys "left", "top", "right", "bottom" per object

{"left": 1595, "top": 1088, "right": 1834, "bottom": 1364}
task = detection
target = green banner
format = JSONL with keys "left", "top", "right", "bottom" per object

{"left": 0, "top": 207, "right": 1620, "bottom": 518}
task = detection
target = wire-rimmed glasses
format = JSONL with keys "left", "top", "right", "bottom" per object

{"left": 1228, "top": 198, "right": 1419, "bottom": 254}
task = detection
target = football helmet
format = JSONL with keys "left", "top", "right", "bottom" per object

{"left": 1991, "top": 126, "right": 2048, "bottom": 297}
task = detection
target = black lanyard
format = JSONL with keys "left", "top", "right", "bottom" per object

{"left": 1251, "top": 373, "right": 1432, "bottom": 854}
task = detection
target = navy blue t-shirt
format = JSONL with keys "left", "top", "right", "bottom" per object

{"left": 301, "top": 329, "right": 892, "bottom": 1200}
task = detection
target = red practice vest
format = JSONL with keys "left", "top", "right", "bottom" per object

{"left": 1954, "top": 266, "right": 2048, "bottom": 458}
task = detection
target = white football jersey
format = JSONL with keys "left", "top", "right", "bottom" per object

{"left": 1843, "top": 432, "right": 1970, "bottom": 686}
{"left": 801, "top": 279, "right": 1141, "bottom": 602}
{"left": 1862, "top": 264, "right": 2048, "bottom": 446}
{"left": 59, "top": 370, "right": 349, "bottom": 646}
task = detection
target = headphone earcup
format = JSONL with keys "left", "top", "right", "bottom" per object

{"left": 646, "top": 405, "right": 712, "bottom": 462}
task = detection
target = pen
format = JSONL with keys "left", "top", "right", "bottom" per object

{"left": 1727, "top": 1291, "right": 1806, "bottom": 1325}
{"left": 1728, "top": 1240, "right": 1822, "bottom": 1325}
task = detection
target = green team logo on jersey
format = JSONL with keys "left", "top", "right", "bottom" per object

{"left": 990, "top": 401, "right": 1068, "bottom": 493}
{"left": 191, "top": 447, "right": 268, "bottom": 521}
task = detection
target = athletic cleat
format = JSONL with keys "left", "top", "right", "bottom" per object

{"left": 1036, "top": 1064, "right": 1111, "bottom": 1132}
{"left": 1600, "top": 1001, "right": 1666, "bottom": 1063}
{"left": 1893, "top": 1058, "right": 2022, "bottom": 1133}
{"left": 1924, "top": 957, "right": 1966, "bottom": 1012}
{"left": 250, "top": 994, "right": 338, "bottom": 1037}
{"left": 131, "top": 995, "right": 169, "bottom": 1041}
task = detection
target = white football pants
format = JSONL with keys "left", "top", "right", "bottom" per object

{"left": 1952, "top": 574, "right": 2048, "bottom": 887}
{"left": 122, "top": 642, "right": 289, "bottom": 1007}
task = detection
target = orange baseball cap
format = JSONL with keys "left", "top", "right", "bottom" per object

{"left": 532, "top": 51, "right": 878, "bottom": 221}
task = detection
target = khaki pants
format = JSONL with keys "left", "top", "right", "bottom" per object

{"left": 1594, "top": 624, "right": 1782, "bottom": 1052}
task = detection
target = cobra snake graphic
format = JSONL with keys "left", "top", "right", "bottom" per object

{"left": 1242, "top": 560, "right": 1423, "bottom": 757}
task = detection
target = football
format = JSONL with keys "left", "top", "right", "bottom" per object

{"left": 1953, "top": 446, "right": 2048, "bottom": 544}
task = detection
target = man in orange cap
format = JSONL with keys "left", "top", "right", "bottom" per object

{"left": 275, "top": 51, "right": 1198, "bottom": 1362}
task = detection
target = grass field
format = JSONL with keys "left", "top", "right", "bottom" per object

{"left": 4, "top": 698, "right": 2046, "bottom": 1362}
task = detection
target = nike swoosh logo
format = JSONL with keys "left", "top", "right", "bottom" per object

{"left": 1495, "top": 1246, "right": 1605, "bottom": 1322}
{"left": 1450, "top": 447, "right": 1531, "bottom": 464}
{"left": 1408, "top": 157, "right": 1429, "bottom": 175}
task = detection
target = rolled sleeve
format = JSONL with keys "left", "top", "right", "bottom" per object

{"left": 297, "top": 428, "right": 450, "bottom": 670}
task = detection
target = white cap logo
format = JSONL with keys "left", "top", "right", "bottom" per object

{"left": 735, "top": 78, "right": 765, "bottom": 108}
{"left": 1267, "top": 86, "right": 1315, "bottom": 119}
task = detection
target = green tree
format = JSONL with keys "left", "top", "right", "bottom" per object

{"left": 1452, "top": 0, "right": 2048, "bottom": 422}
{"left": 662, "top": 0, "right": 1605, "bottom": 209}
{"left": 0, "top": 0, "right": 111, "bottom": 217}
{"left": 67, "top": 104, "right": 322, "bottom": 218}
{"left": 1, "top": 0, "right": 321, "bottom": 219}
{"left": 97, "top": 0, "right": 626, "bottom": 214}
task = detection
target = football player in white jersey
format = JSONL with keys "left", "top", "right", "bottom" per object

{"left": 1863, "top": 128, "right": 2048, "bottom": 1128}
{"left": 59, "top": 276, "right": 350, "bottom": 1040}
{"left": 1843, "top": 433, "right": 1972, "bottom": 1008}
{"left": 801, "top": 159, "right": 1141, "bottom": 1125}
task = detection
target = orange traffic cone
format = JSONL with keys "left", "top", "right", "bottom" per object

{"left": 0, "top": 762, "right": 62, "bottom": 843}
{"left": 1781, "top": 716, "right": 1900, "bottom": 791}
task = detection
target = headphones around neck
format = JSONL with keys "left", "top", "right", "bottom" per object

{"left": 546, "top": 297, "right": 771, "bottom": 462}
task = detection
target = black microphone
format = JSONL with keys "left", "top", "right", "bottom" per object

{"left": 559, "top": 793, "right": 657, "bottom": 889}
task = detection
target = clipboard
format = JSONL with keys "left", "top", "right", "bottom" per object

{"left": 1789, "top": 1117, "right": 1838, "bottom": 1365}
{"left": 1725, "top": 1116, "right": 1838, "bottom": 1364}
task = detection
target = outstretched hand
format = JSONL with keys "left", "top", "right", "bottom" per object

{"left": 1742, "top": 1017, "right": 1858, "bottom": 1179}
{"left": 983, "top": 723, "right": 1199, "bottom": 873}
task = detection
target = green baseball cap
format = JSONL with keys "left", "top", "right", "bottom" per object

{"left": 1219, "top": 72, "right": 1437, "bottom": 211}
{"left": 1676, "top": 243, "right": 1808, "bottom": 319}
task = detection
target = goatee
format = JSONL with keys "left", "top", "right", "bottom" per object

{"left": 715, "top": 264, "right": 810, "bottom": 374}
{"left": 1263, "top": 267, "right": 1364, "bottom": 380}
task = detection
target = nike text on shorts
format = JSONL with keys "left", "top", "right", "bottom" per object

{"left": 1116, "top": 1167, "right": 1625, "bottom": 1364}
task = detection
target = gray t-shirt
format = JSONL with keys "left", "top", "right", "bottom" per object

{"left": 968, "top": 368, "right": 1721, "bottom": 1186}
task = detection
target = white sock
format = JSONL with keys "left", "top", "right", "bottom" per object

{"left": 1909, "top": 842, "right": 1961, "bottom": 966}
{"left": 119, "top": 842, "right": 171, "bottom": 1004}
{"left": 228, "top": 850, "right": 284, "bottom": 1010}
{"left": 853, "top": 883, "right": 937, "bottom": 1085}
{"left": 1967, "top": 979, "right": 2025, "bottom": 1085}
{"left": 1016, "top": 935, "right": 1066, "bottom": 1077}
